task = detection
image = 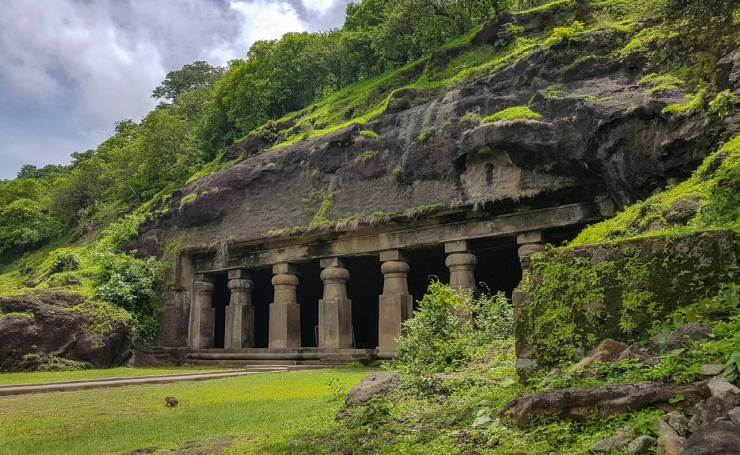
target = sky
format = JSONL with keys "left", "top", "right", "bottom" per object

{"left": 0, "top": 0, "right": 351, "bottom": 179}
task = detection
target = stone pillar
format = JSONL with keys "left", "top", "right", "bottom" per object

{"left": 189, "top": 275, "right": 215, "bottom": 350}
{"left": 224, "top": 269, "right": 255, "bottom": 350}
{"left": 377, "top": 250, "right": 413, "bottom": 354}
{"left": 269, "top": 263, "right": 301, "bottom": 349}
{"left": 318, "top": 258, "right": 353, "bottom": 348}
{"left": 445, "top": 241, "right": 477, "bottom": 293}
{"left": 517, "top": 230, "right": 546, "bottom": 269}
{"left": 515, "top": 230, "right": 545, "bottom": 376}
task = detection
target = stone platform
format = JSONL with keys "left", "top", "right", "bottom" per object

{"left": 185, "top": 348, "right": 377, "bottom": 367}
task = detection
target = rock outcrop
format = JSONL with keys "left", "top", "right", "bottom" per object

{"left": 138, "top": 14, "right": 734, "bottom": 257}
{"left": 500, "top": 380, "right": 711, "bottom": 426}
{"left": 0, "top": 291, "right": 132, "bottom": 371}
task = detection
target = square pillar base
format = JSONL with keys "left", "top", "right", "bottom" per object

{"left": 269, "top": 303, "right": 301, "bottom": 348}
{"left": 225, "top": 304, "right": 255, "bottom": 349}
{"left": 319, "top": 298, "right": 353, "bottom": 348}
{"left": 378, "top": 294, "right": 413, "bottom": 352}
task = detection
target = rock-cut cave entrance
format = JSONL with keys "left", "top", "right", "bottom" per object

{"left": 211, "top": 273, "right": 230, "bottom": 349}
{"left": 406, "top": 246, "right": 450, "bottom": 309}
{"left": 251, "top": 267, "right": 273, "bottom": 348}
{"left": 346, "top": 256, "right": 383, "bottom": 349}
{"left": 297, "top": 261, "right": 322, "bottom": 347}
{"left": 471, "top": 237, "right": 521, "bottom": 299}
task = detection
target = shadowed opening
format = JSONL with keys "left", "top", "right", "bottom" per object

{"left": 346, "top": 255, "right": 382, "bottom": 349}
{"left": 251, "top": 267, "right": 273, "bottom": 348}
{"left": 472, "top": 237, "right": 521, "bottom": 299}
{"left": 407, "top": 246, "right": 449, "bottom": 308}
{"left": 211, "top": 273, "right": 229, "bottom": 349}
{"left": 297, "top": 261, "right": 322, "bottom": 347}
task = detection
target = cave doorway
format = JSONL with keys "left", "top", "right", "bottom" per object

{"left": 345, "top": 256, "right": 383, "bottom": 349}
{"left": 406, "top": 246, "right": 449, "bottom": 309}
{"left": 297, "top": 261, "right": 322, "bottom": 347}
{"left": 211, "top": 273, "right": 230, "bottom": 349}
{"left": 471, "top": 237, "right": 520, "bottom": 299}
{"left": 251, "top": 267, "right": 273, "bottom": 348}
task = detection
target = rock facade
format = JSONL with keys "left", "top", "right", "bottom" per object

{"left": 0, "top": 291, "right": 131, "bottom": 371}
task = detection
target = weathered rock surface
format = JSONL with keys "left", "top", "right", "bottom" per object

{"left": 0, "top": 292, "right": 131, "bottom": 371}
{"left": 138, "top": 18, "right": 735, "bottom": 257}
{"left": 649, "top": 324, "right": 713, "bottom": 353}
{"left": 500, "top": 380, "right": 710, "bottom": 426}
{"left": 575, "top": 338, "right": 629, "bottom": 370}
{"left": 344, "top": 371, "right": 400, "bottom": 408}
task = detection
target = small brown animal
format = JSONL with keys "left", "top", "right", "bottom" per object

{"left": 164, "top": 396, "right": 179, "bottom": 408}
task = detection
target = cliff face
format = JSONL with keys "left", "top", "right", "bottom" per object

{"left": 138, "top": 10, "right": 736, "bottom": 256}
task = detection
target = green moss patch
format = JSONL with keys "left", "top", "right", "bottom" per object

{"left": 518, "top": 230, "right": 736, "bottom": 366}
{"left": 483, "top": 106, "right": 543, "bottom": 123}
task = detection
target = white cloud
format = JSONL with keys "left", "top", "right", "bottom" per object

{"left": 208, "top": 0, "right": 306, "bottom": 63}
{"left": 301, "top": 0, "right": 337, "bottom": 13}
{"left": 0, "top": 0, "right": 349, "bottom": 179}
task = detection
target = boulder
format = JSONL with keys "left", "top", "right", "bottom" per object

{"left": 649, "top": 324, "right": 712, "bottom": 353}
{"left": 590, "top": 426, "right": 632, "bottom": 453}
{"left": 626, "top": 435, "right": 655, "bottom": 454}
{"left": 683, "top": 420, "right": 740, "bottom": 454}
{"left": 575, "top": 338, "right": 629, "bottom": 369}
{"left": 0, "top": 291, "right": 132, "bottom": 371}
{"left": 344, "top": 372, "right": 400, "bottom": 408}
{"left": 500, "top": 381, "right": 710, "bottom": 426}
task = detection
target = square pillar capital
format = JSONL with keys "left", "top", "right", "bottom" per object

{"left": 194, "top": 273, "right": 213, "bottom": 283}
{"left": 379, "top": 249, "right": 407, "bottom": 263}
{"left": 320, "top": 257, "right": 345, "bottom": 268}
{"left": 272, "top": 263, "right": 299, "bottom": 275}
{"left": 444, "top": 240, "right": 470, "bottom": 254}
{"left": 227, "top": 268, "right": 250, "bottom": 280}
{"left": 517, "top": 230, "right": 544, "bottom": 245}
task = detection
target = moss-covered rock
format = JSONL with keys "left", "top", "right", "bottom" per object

{"left": 516, "top": 230, "right": 736, "bottom": 367}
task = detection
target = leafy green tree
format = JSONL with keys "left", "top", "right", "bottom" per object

{"left": 0, "top": 199, "right": 61, "bottom": 254}
{"left": 16, "top": 164, "right": 67, "bottom": 180}
{"left": 152, "top": 61, "right": 225, "bottom": 102}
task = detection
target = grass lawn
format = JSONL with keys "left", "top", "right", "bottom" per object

{"left": 0, "top": 368, "right": 372, "bottom": 454}
{"left": 0, "top": 366, "right": 237, "bottom": 386}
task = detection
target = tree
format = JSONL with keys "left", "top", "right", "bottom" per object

{"left": 16, "top": 164, "right": 67, "bottom": 180}
{"left": 0, "top": 199, "right": 61, "bottom": 254}
{"left": 152, "top": 61, "right": 225, "bottom": 102}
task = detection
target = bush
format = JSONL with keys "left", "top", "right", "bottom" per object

{"left": 94, "top": 251, "right": 159, "bottom": 344}
{"left": 0, "top": 199, "right": 61, "bottom": 254}
{"left": 544, "top": 20, "right": 584, "bottom": 46}
{"left": 49, "top": 251, "right": 80, "bottom": 274}
{"left": 395, "top": 281, "right": 514, "bottom": 375}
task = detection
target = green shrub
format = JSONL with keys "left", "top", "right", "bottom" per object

{"left": 483, "top": 106, "right": 542, "bottom": 123}
{"left": 395, "top": 281, "right": 514, "bottom": 375}
{"left": 359, "top": 130, "right": 379, "bottom": 139}
{"left": 49, "top": 251, "right": 80, "bottom": 274}
{"left": 0, "top": 199, "right": 61, "bottom": 254}
{"left": 94, "top": 252, "right": 159, "bottom": 344}
{"left": 99, "top": 213, "right": 145, "bottom": 249}
{"left": 416, "top": 126, "right": 438, "bottom": 143}
{"left": 495, "top": 23, "right": 525, "bottom": 49}
{"left": 544, "top": 20, "right": 584, "bottom": 46}
{"left": 459, "top": 111, "right": 482, "bottom": 128}
{"left": 708, "top": 90, "right": 736, "bottom": 120}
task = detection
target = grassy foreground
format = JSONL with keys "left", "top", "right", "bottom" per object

{"left": 0, "top": 368, "right": 372, "bottom": 454}
{"left": 0, "top": 366, "right": 235, "bottom": 386}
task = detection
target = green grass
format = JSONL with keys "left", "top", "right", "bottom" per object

{"left": 0, "top": 366, "right": 237, "bottom": 386}
{"left": 0, "top": 368, "right": 372, "bottom": 454}
{"left": 483, "top": 105, "right": 543, "bottom": 123}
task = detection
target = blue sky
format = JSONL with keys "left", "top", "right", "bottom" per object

{"left": 0, "top": 0, "right": 350, "bottom": 179}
